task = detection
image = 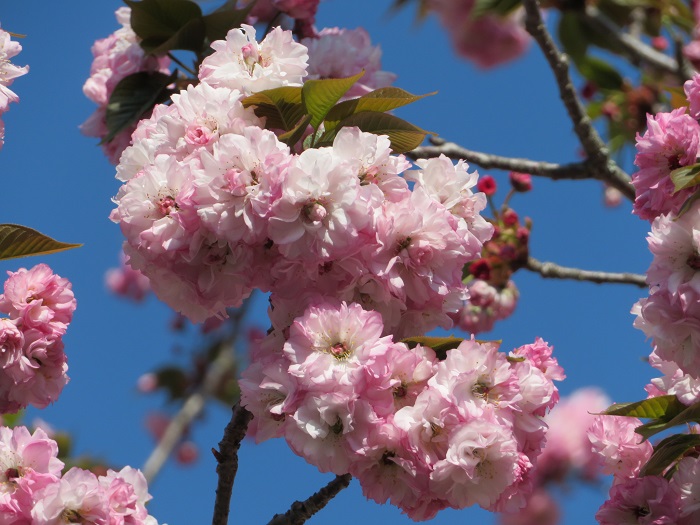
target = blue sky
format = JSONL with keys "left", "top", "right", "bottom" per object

{"left": 0, "top": 1, "right": 653, "bottom": 523}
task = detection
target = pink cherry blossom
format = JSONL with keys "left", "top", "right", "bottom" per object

{"left": 588, "top": 414, "right": 653, "bottom": 481}
{"left": 302, "top": 27, "right": 396, "bottom": 97}
{"left": 633, "top": 108, "right": 700, "bottom": 220}
{"left": 199, "top": 24, "right": 308, "bottom": 94}
{"left": 596, "top": 475, "right": 680, "bottom": 525}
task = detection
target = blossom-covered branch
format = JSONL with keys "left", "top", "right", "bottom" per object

{"left": 212, "top": 404, "right": 253, "bottom": 525}
{"left": 522, "top": 0, "right": 631, "bottom": 197}
{"left": 409, "top": 138, "right": 635, "bottom": 200}
{"left": 526, "top": 257, "right": 647, "bottom": 287}
{"left": 267, "top": 474, "right": 353, "bottom": 525}
{"left": 583, "top": 6, "right": 693, "bottom": 80}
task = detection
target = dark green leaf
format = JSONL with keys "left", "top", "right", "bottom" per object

{"left": 604, "top": 395, "right": 686, "bottom": 419}
{"left": 472, "top": 0, "right": 521, "bottom": 18}
{"left": 242, "top": 87, "right": 304, "bottom": 131}
{"left": 203, "top": 1, "right": 256, "bottom": 43}
{"left": 671, "top": 163, "right": 700, "bottom": 193}
{"left": 279, "top": 114, "right": 313, "bottom": 149}
{"left": 0, "top": 224, "right": 81, "bottom": 261}
{"left": 145, "top": 17, "right": 206, "bottom": 55}
{"left": 402, "top": 335, "right": 464, "bottom": 360}
{"left": 641, "top": 433, "right": 700, "bottom": 476}
{"left": 125, "top": 0, "right": 203, "bottom": 53}
{"left": 324, "top": 88, "right": 435, "bottom": 132}
{"left": 636, "top": 400, "right": 700, "bottom": 441}
{"left": 104, "top": 71, "right": 175, "bottom": 143}
{"left": 577, "top": 56, "right": 624, "bottom": 91}
{"left": 302, "top": 71, "right": 365, "bottom": 130}
{"left": 322, "top": 111, "right": 433, "bottom": 153}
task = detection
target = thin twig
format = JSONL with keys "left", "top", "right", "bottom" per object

{"left": 167, "top": 52, "right": 197, "bottom": 77}
{"left": 267, "top": 474, "right": 353, "bottom": 525}
{"left": 583, "top": 6, "right": 692, "bottom": 80}
{"left": 408, "top": 139, "right": 635, "bottom": 200}
{"left": 212, "top": 404, "right": 253, "bottom": 525}
{"left": 522, "top": 0, "right": 631, "bottom": 199}
{"left": 526, "top": 256, "right": 647, "bottom": 287}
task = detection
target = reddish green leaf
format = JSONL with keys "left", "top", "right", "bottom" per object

{"left": 0, "top": 224, "right": 81, "bottom": 261}
{"left": 671, "top": 163, "right": 700, "bottom": 193}
{"left": 324, "top": 87, "right": 435, "bottom": 132}
{"left": 242, "top": 87, "right": 304, "bottom": 131}
{"left": 302, "top": 71, "right": 364, "bottom": 130}
{"left": 322, "top": 111, "right": 433, "bottom": 153}
{"left": 603, "top": 395, "right": 685, "bottom": 420}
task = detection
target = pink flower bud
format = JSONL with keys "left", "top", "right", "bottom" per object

{"left": 508, "top": 171, "right": 532, "bottom": 192}
{"left": 502, "top": 208, "right": 519, "bottom": 226}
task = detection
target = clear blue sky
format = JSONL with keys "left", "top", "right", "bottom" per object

{"left": 1, "top": 1, "right": 652, "bottom": 523}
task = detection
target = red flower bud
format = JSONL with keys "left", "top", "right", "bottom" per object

{"left": 508, "top": 172, "right": 532, "bottom": 192}
{"left": 477, "top": 175, "right": 497, "bottom": 196}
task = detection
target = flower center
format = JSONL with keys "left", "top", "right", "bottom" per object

{"left": 157, "top": 195, "right": 178, "bottom": 216}
{"left": 329, "top": 342, "right": 350, "bottom": 359}
{"left": 303, "top": 202, "right": 327, "bottom": 223}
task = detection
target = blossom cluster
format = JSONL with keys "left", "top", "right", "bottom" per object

{"left": 0, "top": 24, "right": 28, "bottom": 150}
{"left": 601, "top": 71, "right": 700, "bottom": 525}
{"left": 0, "top": 264, "right": 76, "bottom": 414}
{"left": 81, "top": 7, "right": 171, "bottom": 164}
{"left": 111, "top": 23, "right": 491, "bottom": 338}
{"left": 451, "top": 172, "right": 532, "bottom": 334}
{"left": 0, "top": 425, "right": 161, "bottom": 524}
{"left": 240, "top": 301, "right": 564, "bottom": 520}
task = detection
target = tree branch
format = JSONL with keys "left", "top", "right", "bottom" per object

{"left": 522, "top": 0, "right": 632, "bottom": 199}
{"left": 267, "top": 474, "right": 353, "bottom": 525}
{"left": 408, "top": 138, "right": 635, "bottom": 200}
{"left": 526, "top": 256, "right": 647, "bottom": 287}
{"left": 142, "top": 348, "right": 236, "bottom": 483}
{"left": 583, "top": 6, "right": 693, "bottom": 80}
{"left": 212, "top": 403, "right": 253, "bottom": 525}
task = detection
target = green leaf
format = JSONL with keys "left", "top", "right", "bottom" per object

{"left": 104, "top": 71, "right": 174, "bottom": 143}
{"left": 671, "top": 163, "right": 700, "bottom": 193}
{"left": 558, "top": 12, "right": 589, "bottom": 62}
{"left": 1, "top": 410, "right": 23, "bottom": 427}
{"left": 302, "top": 71, "right": 365, "bottom": 130}
{"left": 321, "top": 111, "right": 434, "bottom": 153}
{"left": 203, "top": 1, "right": 255, "bottom": 43}
{"left": 603, "top": 395, "right": 686, "bottom": 420}
{"left": 402, "top": 335, "right": 464, "bottom": 360}
{"left": 577, "top": 56, "right": 624, "bottom": 91}
{"left": 324, "top": 88, "right": 435, "bottom": 132}
{"left": 0, "top": 224, "right": 81, "bottom": 261}
{"left": 636, "top": 400, "right": 700, "bottom": 441}
{"left": 125, "top": 0, "right": 204, "bottom": 53}
{"left": 641, "top": 433, "right": 700, "bottom": 476}
{"left": 242, "top": 87, "right": 304, "bottom": 131}
{"left": 472, "top": 0, "right": 521, "bottom": 18}
{"left": 677, "top": 189, "right": 700, "bottom": 218}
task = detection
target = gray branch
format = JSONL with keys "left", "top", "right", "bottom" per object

{"left": 522, "top": 0, "right": 632, "bottom": 200}
{"left": 409, "top": 138, "right": 635, "bottom": 200}
{"left": 583, "top": 6, "right": 693, "bottom": 80}
{"left": 526, "top": 256, "right": 647, "bottom": 287}
{"left": 267, "top": 474, "right": 353, "bottom": 525}
{"left": 212, "top": 403, "right": 253, "bottom": 525}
